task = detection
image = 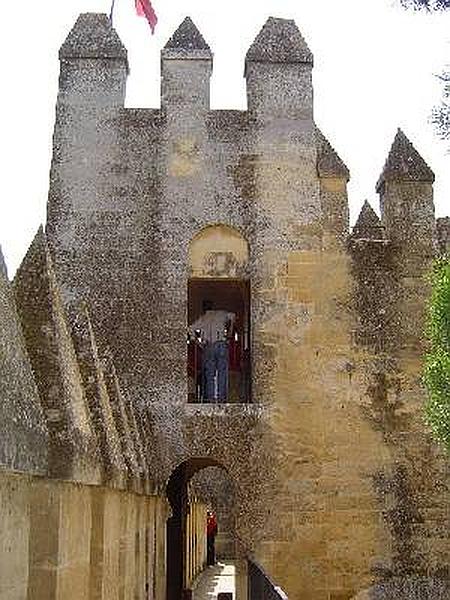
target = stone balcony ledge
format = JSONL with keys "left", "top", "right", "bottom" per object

{"left": 184, "top": 402, "right": 265, "bottom": 419}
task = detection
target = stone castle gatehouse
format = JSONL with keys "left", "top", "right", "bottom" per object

{"left": 1, "top": 13, "right": 449, "bottom": 600}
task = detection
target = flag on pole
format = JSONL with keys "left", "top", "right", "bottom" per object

{"left": 135, "top": 0, "right": 158, "bottom": 34}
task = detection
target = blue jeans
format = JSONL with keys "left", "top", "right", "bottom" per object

{"left": 202, "top": 341, "right": 229, "bottom": 401}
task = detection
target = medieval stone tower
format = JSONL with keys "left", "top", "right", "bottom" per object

{"left": 1, "top": 13, "right": 449, "bottom": 600}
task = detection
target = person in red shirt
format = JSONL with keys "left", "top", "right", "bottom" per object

{"left": 206, "top": 510, "right": 218, "bottom": 565}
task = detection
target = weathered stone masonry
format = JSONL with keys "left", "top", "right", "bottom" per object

{"left": 1, "top": 12, "right": 449, "bottom": 600}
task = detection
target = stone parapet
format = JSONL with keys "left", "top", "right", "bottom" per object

{"left": 0, "top": 470, "right": 169, "bottom": 600}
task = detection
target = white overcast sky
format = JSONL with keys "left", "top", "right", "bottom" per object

{"left": 0, "top": 0, "right": 449, "bottom": 274}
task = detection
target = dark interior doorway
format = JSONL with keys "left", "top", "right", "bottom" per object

{"left": 166, "top": 463, "right": 187, "bottom": 600}
{"left": 187, "top": 278, "right": 251, "bottom": 403}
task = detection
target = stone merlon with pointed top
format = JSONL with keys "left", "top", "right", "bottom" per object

{"left": 56, "top": 13, "right": 128, "bottom": 109}
{"left": 14, "top": 227, "right": 98, "bottom": 482}
{"left": 351, "top": 200, "right": 386, "bottom": 240}
{"left": 376, "top": 128, "right": 434, "bottom": 192}
{"left": 59, "top": 13, "right": 128, "bottom": 62}
{"left": 245, "top": 17, "right": 314, "bottom": 118}
{"left": 0, "top": 244, "right": 7, "bottom": 279}
{"left": 316, "top": 128, "right": 350, "bottom": 181}
{"left": 245, "top": 16, "right": 313, "bottom": 67}
{"left": 161, "top": 16, "right": 212, "bottom": 111}
{"left": 0, "top": 242, "right": 48, "bottom": 474}
{"left": 377, "top": 129, "right": 436, "bottom": 252}
{"left": 162, "top": 16, "right": 212, "bottom": 60}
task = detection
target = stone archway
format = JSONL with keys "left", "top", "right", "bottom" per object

{"left": 166, "top": 457, "right": 235, "bottom": 600}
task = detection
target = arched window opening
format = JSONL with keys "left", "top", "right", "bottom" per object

{"left": 187, "top": 226, "right": 251, "bottom": 404}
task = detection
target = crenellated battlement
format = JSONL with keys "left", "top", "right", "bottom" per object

{"left": 57, "top": 13, "right": 316, "bottom": 118}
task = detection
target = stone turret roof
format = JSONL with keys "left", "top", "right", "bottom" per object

{"left": 351, "top": 201, "right": 386, "bottom": 240}
{"left": 316, "top": 129, "right": 350, "bottom": 180}
{"left": 59, "top": 13, "right": 128, "bottom": 61}
{"left": 162, "top": 17, "right": 212, "bottom": 59}
{"left": 376, "top": 128, "right": 434, "bottom": 192}
{"left": 246, "top": 17, "right": 313, "bottom": 66}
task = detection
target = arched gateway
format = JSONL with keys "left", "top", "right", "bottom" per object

{"left": 166, "top": 458, "right": 237, "bottom": 600}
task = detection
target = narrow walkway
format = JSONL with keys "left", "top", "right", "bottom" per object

{"left": 192, "top": 560, "right": 236, "bottom": 600}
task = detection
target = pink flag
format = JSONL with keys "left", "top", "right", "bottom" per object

{"left": 135, "top": 0, "right": 158, "bottom": 34}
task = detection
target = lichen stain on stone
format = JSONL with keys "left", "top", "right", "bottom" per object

{"left": 168, "top": 137, "right": 201, "bottom": 177}
{"left": 362, "top": 371, "right": 409, "bottom": 436}
{"left": 228, "top": 154, "right": 258, "bottom": 203}
{"left": 372, "top": 464, "right": 425, "bottom": 575}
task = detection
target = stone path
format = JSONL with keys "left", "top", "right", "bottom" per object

{"left": 192, "top": 560, "right": 236, "bottom": 600}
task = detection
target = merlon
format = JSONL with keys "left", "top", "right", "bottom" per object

{"left": 376, "top": 128, "right": 434, "bottom": 191}
{"left": 246, "top": 17, "right": 313, "bottom": 66}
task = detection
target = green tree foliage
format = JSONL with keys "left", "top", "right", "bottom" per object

{"left": 424, "top": 257, "right": 450, "bottom": 452}
{"left": 400, "top": 0, "right": 450, "bottom": 9}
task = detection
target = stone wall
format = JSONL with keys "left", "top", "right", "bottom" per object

{"left": 0, "top": 470, "right": 169, "bottom": 600}
{"left": 436, "top": 217, "right": 450, "bottom": 255}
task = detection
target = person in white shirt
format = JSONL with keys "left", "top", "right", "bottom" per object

{"left": 189, "top": 300, "right": 235, "bottom": 401}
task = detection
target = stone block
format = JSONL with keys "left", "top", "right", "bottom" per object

{"left": 0, "top": 475, "right": 30, "bottom": 600}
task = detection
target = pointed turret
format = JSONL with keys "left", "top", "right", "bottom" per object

{"left": 245, "top": 17, "right": 314, "bottom": 119}
{"left": 161, "top": 17, "right": 212, "bottom": 113}
{"left": 377, "top": 129, "right": 436, "bottom": 260}
{"left": 57, "top": 13, "right": 128, "bottom": 107}
{"left": 162, "top": 16, "right": 211, "bottom": 58}
{"left": 376, "top": 128, "right": 434, "bottom": 192}
{"left": 245, "top": 17, "right": 313, "bottom": 67}
{"left": 59, "top": 13, "right": 127, "bottom": 62}
{"left": 351, "top": 201, "right": 385, "bottom": 240}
